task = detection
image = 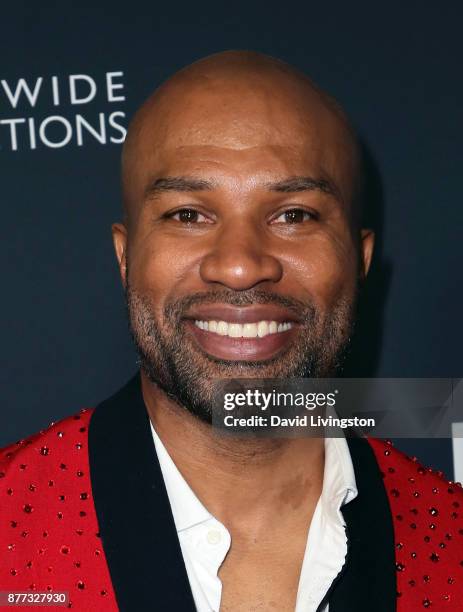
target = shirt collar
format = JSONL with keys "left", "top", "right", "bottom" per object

{"left": 321, "top": 436, "right": 358, "bottom": 524}
{"left": 150, "top": 422, "right": 212, "bottom": 531}
{"left": 151, "top": 421, "right": 358, "bottom": 532}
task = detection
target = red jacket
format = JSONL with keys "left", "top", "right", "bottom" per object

{"left": 1, "top": 375, "right": 462, "bottom": 611}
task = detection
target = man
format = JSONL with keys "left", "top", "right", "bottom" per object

{"left": 1, "top": 51, "right": 462, "bottom": 611}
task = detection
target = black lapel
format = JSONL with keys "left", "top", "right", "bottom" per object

{"left": 326, "top": 437, "right": 397, "bottom": 612}
{"left": 88, "top": 374, "right": 196, "bottom": 612}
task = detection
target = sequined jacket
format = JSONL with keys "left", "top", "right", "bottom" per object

{"left": 1, "top": 375, "right": 462, "bottom": 611}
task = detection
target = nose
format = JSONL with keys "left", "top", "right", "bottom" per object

{"left": 199, "top": 221, "right": 283, "bottom": 290}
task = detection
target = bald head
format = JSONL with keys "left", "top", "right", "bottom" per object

{"left": 121, "top": 50, "right": 363, "bottom": 227}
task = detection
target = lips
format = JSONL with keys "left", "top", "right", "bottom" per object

{"left": 183, "top": 304, "right": 300, "bottom": 361}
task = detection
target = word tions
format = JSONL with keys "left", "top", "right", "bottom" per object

{"left": 0, "top": 72, "right": 127, "bottom": 151}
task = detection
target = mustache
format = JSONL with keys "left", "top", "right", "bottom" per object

{"left": 164, "top": 288, "right": 316, "bottom": 321}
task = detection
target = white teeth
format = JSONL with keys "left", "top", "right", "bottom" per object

{"left": 194, "top": 320, "right": 293, "bottom": 338}
{"left": 257, "top": 321, "right": 269, "bottom": 337}
{"left": 243, "top": 323, "right": 257, "bottom": 337}
{"left": 228, "top": 323, "right": 241, "bottom": 338}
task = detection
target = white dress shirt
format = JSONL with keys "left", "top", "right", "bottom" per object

{"left": 151, "top": 424, "right": 357, "bottom": 612}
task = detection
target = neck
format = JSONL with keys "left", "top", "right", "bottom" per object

{"left": 141, "top": 371, "right": 324, "bottom": 536}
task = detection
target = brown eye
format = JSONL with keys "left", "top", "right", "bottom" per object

{"left": 178, "top": 209, "right": 199, "bottom": 222}
{"left": 168, "top": 208, "right": 211, "bottom": 223}
{"left": 273, "top": 208, "right": 317, "bottom": 224}
{"left": 284, "top": 210, "right": 305, "bottom": 223}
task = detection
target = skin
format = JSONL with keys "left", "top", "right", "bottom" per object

{"left": 112, "top": 51, "right": 374, "bottom": 611}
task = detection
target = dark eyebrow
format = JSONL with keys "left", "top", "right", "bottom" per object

{"left": 266, "top": 176, "right": 341, "bottom": 201}
{"left": 145, "top": 176, "right": 215, "bottom": 199}
{"left": 144, "top": 174, "right": 342, "bottom": 203}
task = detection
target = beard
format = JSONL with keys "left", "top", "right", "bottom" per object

{"left": 125, "top": 281, "right": 357, "bottom": 424}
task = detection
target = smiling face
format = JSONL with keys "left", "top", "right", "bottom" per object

{"left": 113, "top": 52, "right": 374, "bottom": 421}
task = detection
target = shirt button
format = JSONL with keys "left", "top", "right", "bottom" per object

{"left": 206, "top": 529, "right": 222, "bottom": 545}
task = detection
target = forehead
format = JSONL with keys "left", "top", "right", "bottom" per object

{"left": 124, "top": 78, "right": 358, "bottom": 206}
{"left": 144, "top": 145, "right": 343, "bottom": 196}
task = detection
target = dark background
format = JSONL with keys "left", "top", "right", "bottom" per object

{"left": 2, "top": 2, "right": 461, "bottom": 477}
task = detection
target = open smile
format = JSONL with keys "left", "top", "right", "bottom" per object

{"left": 183, "top": 304, "right": 300, "bottom": 361}
{"left": 194, "top": 319, "right": 293, "bottom": 337}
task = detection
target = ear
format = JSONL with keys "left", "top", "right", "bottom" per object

{"left": 112, "top": 223, "right": 128, "bottom": 288}
{"left": 359, "top": 228, "right": 375, "bottom": 280}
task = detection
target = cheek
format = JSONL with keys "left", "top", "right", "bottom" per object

{"left": 127, "top": 236, "right": 194, "bottom": 318}
{"left": 283, "top": 233, "right": 359, "bottom": 307}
